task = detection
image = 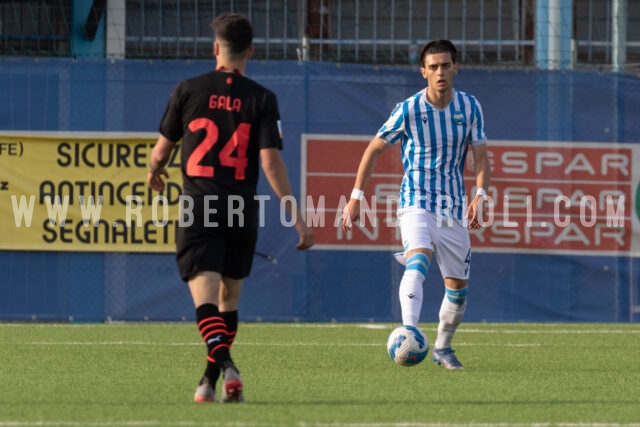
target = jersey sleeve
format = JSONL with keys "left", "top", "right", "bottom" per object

{"left": 158, "top": 80, "right": 187, "bottom": 143}
{"left": 257, "top": 90, "right": 284, "bottom": 150}
{"left": 375, "top": 103, "right": 405, "bottom": 146}
{"left": 469, "top": 97, "right": 487, "bottom": 147}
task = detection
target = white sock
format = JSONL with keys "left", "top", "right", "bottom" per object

{"left": 399, "top": 270, "right": 425, "bottom": 326}
{"left": 434, "top": 286, "right": 467, "bottom": 349}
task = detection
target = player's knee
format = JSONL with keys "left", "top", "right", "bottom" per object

{"left": 405, "top": 253, "right": 430, "bottom": 278}
{"left": 445, "top": 286, "right": 468, "bottom": 305}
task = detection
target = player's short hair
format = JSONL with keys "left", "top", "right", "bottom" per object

{"left": 418, "top": 39, "right": 458, "bottom": 67}
{"left": 210, "top": 13, "right": 253, "bottom": 56}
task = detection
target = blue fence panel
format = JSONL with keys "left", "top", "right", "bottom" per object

{"left": 0, "top": 58, "right": 638, "bottom": 322}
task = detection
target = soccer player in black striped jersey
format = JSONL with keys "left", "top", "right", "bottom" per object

{"left": 147, "top": 13, "right": 314, "bottom": 403}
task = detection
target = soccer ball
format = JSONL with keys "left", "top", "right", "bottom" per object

{"left": 386, "top": 325, "right": 429, "bottom": 366}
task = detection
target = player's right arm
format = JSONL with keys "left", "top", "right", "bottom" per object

{"left": 260, "top": 147, "right": 314, "bottom": 250}
{"left": 147, "top": 134, "right": 176, "bottom": 191}
{"left": 341, "top": 137, "right": 388, "bottom": 232}
{"left": 149, "top": 80, "right": 184, "bottom": 192}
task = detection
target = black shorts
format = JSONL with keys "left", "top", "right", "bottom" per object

{"left": 176, "top": 198, "right": 258, "bottom": 281}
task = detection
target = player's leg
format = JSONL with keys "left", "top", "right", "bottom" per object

{"left": 218, "top": 281, "right": 241, "bottom": 350}
{"left": 176, "top": 210, "right": 230, "bottom": 402}
{"left": 188, "top": 272, "right": 226, "bottom": 401}
{"left": 215, "top": 209, "right": 257, "bottom": 403}
{"left": 431, "top": 218, "right": 470, "bottom": 370}
{"left": 400, "top": 249, "right": 432, "bottom": 326}
{"left": 218, "top": 277, "right": 241, "bottom": 367}
{"left": 218, "top": 276, "right": 244, "bottom": 403}
{"left": 436, "top": 276, "right": 468, "bottom": 351}
{"left": 398, "top": 207, "right": 434, "bottom": 327}
{"left": 191, "top": 275, "right": 245, "bottom": 404}
{"left": 431, "top": 276, "right": 467, "bottom": 370}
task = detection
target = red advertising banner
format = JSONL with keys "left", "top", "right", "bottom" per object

{"left": 302, "top": 135, "right": 638, "bottom": 256}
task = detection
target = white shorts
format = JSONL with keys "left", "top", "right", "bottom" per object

{"left": 397, "top": 206, "right": 471, "bottom": 280}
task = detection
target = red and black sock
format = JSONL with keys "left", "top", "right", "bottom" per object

{"left": 196, "top": 304, "right": 234, "bottom": 381}
{"left": 220, "top": 310, "right": 238, "bottom": 346}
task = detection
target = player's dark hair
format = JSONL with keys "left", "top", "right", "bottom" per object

{"left": 418, "top": 39, "right": 458, "bottom": 67}
{"left": 210, "top": 13, "right": 253, "bottom": 56}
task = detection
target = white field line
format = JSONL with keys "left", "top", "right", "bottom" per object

{"left": 3, "top": 322, "right": 640, "bottom": 333}
{"left": 247, "top": 324, "right": 640, "bottom": 334}
{"left": 2, "top": 421, "right": 640, "bottom": 427}
{"left": 26, "top": 341, "right": 539, "bottom": 347}
{"left": 459, "top": 328, "right": 640, "bottom": 334}
{"left": 4, "top": 323, "right": 639, "bottom": 335}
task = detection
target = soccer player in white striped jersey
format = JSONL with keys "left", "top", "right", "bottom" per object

{"left": 342, "top": 39, "right": 491, "bottom": 370}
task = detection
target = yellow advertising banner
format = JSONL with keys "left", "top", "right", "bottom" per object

{"left": 0, "top": 133, "right": 182, "bottom": 252}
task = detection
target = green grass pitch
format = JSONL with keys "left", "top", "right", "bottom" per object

{"left": 1, "top": 322, "right": 640, "bottom": 426}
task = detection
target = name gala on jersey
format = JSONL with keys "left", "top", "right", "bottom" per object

{"left": 209, "top": 94, "right": 242, "bottom": 112}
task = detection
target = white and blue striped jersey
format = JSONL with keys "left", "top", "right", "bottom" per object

{"left": 376, "top": 88, "right": 487, "bottom": 219}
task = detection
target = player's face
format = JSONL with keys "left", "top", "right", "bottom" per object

{"left": 420, "top": 52, "right": 458, "bottom": 93}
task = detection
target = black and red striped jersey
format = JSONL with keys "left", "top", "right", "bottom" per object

{"left": 159, "top": 69, "right": 283, "bottom": 201}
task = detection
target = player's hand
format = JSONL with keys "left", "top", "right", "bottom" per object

{"left": 466, "top": 194, "right": 487, "bottom": 230}
{"left": 147, "top": 167, "right": 169, "bottom": 191}
{"left": 341, "top": 199, "right": 361, "bottom": 232}
{"left": 294, "top": 218, "right": 314, "bottom": 250}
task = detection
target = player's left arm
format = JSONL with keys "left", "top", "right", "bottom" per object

{"left": 466, "top": 142, "right": 491, "bottom": 230}
{"left": 260, "top": 147, "right": 314, "bottom": 250}
{"left": 147, "top": 134, "right": 176, "bottom": 191}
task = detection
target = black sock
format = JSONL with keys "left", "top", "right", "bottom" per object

{"left": 195, "top": 304, "right": 233, "bottom": 377}
{"left": 204, "top": 359, "right": 221, "bottom": 383}
{"left": 221, "top": 310, "right": 238, "bottom": 345}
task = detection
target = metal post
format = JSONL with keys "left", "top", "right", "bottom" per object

{"left": 373, "top": 0, "right": 378, "bottom": 62}
{"left": 497, "top": 0, "right": 502, "bottom": 62}
{"left": 355, "top": 0, "right": 360, "bottom": 61}
{"left": 319, "top": 0, "right": 323, "bottom": 61}
{"left": 266, "top": 0, "right": 271, "bottom": 59}
{"left": 105, "top": 0, "right": 126, "bottom": 58}
{"left": 444, "top": 0, "right": 448, "bottom": 39}
{"left": 283, "top": 0, "right": 288, "bottom": 58}
{"left": 588, "top": 0, "right": 593, "bottom": 63}
{"left": 426, "top": 0, "right": 431, "bottom": 40}
{"left": 462, "top": 0, "right": 467, "bottom": 62}
{"left": 512, "top": 0, "right": 520, "bottom": 62}
{"left": 176, "top": 0, "right": 180, "bottom": 57}
{"left": 337, "top": 0, "right": 342, "bottom": 61}
{"left": 193, "top": 0, "right": 198, "bottom": 57}
{"left": 480, "top": 0, "right": 484, "bottom": 62}
{"left": 548, "top": 0, "right": 561, "bottom": 69}
{"left": 157, "top": 0, "right": 162, "bottom": 57}
{"left": 391, "top": 0, "right": 395, "bottom": 62}
{"left": 298, "top": 0, "right": 309, "bottom": 61}
{"left": 612, "top": 0, "right": 627, "bottom": 72}
{"left": 409, "top": 0, "right": 417, "bottom": 65}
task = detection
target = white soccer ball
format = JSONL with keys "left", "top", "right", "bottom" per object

{"left": 386, "top": 325, "right": 429, "bottom": 366}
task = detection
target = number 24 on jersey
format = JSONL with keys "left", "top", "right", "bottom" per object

{"left": 186, "top": 118, "right": 250, "bottom": 180}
